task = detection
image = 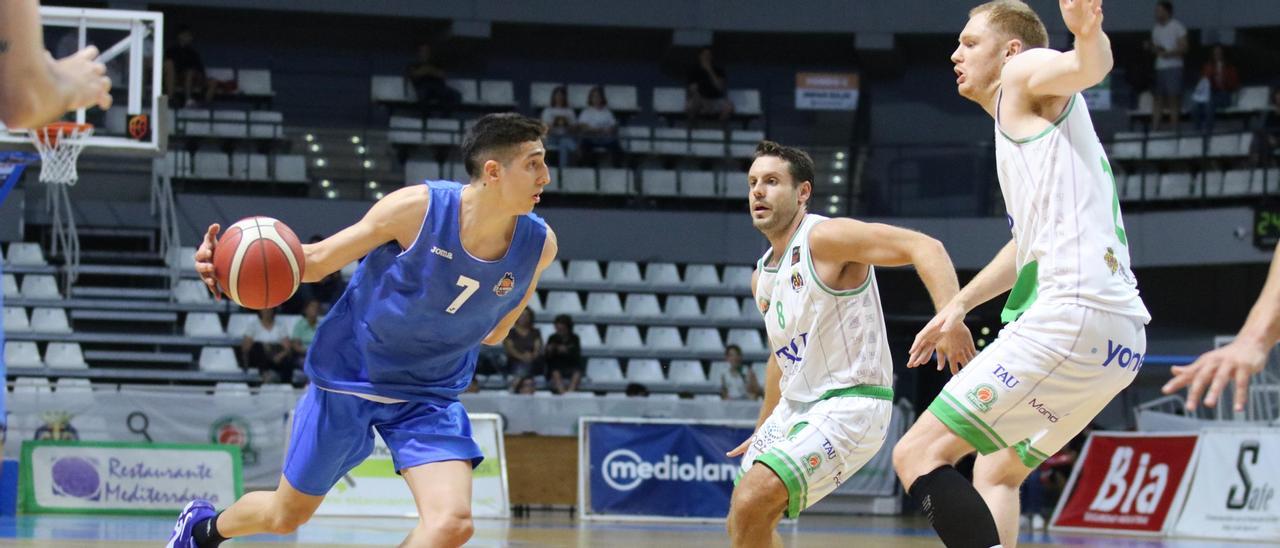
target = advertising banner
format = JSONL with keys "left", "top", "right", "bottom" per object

{"left": 20, "top": 441, "right": 242, "bottom": 515}
{"left": 794, "top": 72, "right": 860, "bottom": 111}
{"left": 1172, "top": 428, "right": 1280, "bottom": 541}
{"left": 315, "top": 413, "right": 509, "bottom": 519}
{"left": 579, "top": 417, "right": 753, "bottom": 521}
{"left": 1050, "top": 432, "right": 1199, "bottom": 536}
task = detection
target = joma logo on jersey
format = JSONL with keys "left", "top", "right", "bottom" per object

{"left": 993, "top": 365, "right": 1019, "bottom": 388}
{"left": 430, "top": 246, "right": 453, "bottom": 260}
{"left": 1028, "top": 398, "right": 1060, "bottom": 423}
{"left": 774, "top": 332, "right": 809, "bottom": 365}
{"left": 1102, "top": 339, "right": 1144, "bottom": 370}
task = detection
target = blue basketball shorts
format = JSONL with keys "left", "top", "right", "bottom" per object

{"left": 282, "top": 385, "right": 483, "bottom": 496}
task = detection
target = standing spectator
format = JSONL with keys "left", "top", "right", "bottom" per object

{"left": 544, "top": 314, "right": 583, "bottom": 394}
{"left": 241, "top": 307, "right": 294, "bottom": 384}
{"left": 504, "top": 308, "right": 543, "bottom": 387}
{"left": 719, "top": 344, "right": 762, "bottom": 400}
{"left": 163, "top": 26, "right": 222, "bottom": 108}
{"left": 1193, "top": 44, "right": 1239, "bottom": 133}
{"left": 287, "top": 299, "right": 322, "bottom": 383}
{"left": 1148, "top": 1, "right": 1187, "bottom": 132}
{"left": 406, "top": 43, "right": 461, "bottom": 113}
{"left": 540, "top": 86, "right": 577, "bottom": 170}
{"left": 685, "top": 47, "right": 734, "bottom": 125}
{"left": 577, "top": 86, "right": 625, "bottom": 166}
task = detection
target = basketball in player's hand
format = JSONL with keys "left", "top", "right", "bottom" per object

{"left": 213, "top": 216, "right": 306, "bottom": 309}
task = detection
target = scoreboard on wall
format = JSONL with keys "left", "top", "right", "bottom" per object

{"left": 1256, "top": 204, "right": 1280, "bottom": 250}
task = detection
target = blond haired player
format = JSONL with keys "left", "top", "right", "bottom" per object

{"left": 893, "top": 2, "right": 1148, "bottom": 547}
{"left": 725, "top": 141, "right": 974, "bottom": 548}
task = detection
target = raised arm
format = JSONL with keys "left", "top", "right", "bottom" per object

{"left": 482, "top": 227, "right": 559, "bottom": 345}
{"left": 1004, "top": 0, "right": 1112, "bottom": 99}
{"left": 0, "top": 0, "right": 112, "bottom": 128}
{"left": 1164, "top": 245, "right": 1280, "bottom": 411}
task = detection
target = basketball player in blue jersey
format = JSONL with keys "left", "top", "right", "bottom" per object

{"left": 167, "top": 113, "right": 557, "bottom": 548}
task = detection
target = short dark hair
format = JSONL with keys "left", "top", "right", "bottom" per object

{"left": 725, "top": 344, "right": 743, "bottom": 356}
{"left": 460, "top": 113, "right": 546, "bottom": 179}
{"left": 1158, "top": 1, "right": 1173, "bottom": 15}
{"left": 754, "top": 140, "right": 816, "bottom": 187}
{"left": 554, "top": 313, "right": 574, "bottom": 329}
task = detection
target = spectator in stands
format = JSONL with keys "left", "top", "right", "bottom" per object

{"left": 1147, "top": 1, "right": 1187, "bottom": 131}
{"left": 540, "top": 86, "right": 577, "bottom": 170}
{"left": 406, "top": 43, "right": 461, "bottom": 113}
{"left": 240, "top": 306, "right": 294, "bottom": 384}
{"left": 285, "top": 235, "right": 346, "bottom": 313}
{"left": 624, "top": 382, "right": 650, "bottom": 397}
{"left": 577, "top": 86, "right": 625, "bottom": 166}
{"left": 287, "top": 299, "right": 322, "bottom": 381}
{"left": 504, "top": 308, "right": 543, "bottom": 388}
{"left": 1192, "top": 44, "right": 1240, "bottom": 133}
{"left": 544, "top": 314, "right": 583, "bottom": 394}
{"left": 513, "top": 376, "right": 537, "bottom": 395}
{"left": 163, "top": 26, "right": 221, "bottom": 108}
{"left": 1253, "top": 89, "right": 1280, "bottom": 165}
{"left": 719, "top": 344, "right": 762, "bottom": 400}
{"left": 685, "top": 47, "right": 734, "bottom": 125}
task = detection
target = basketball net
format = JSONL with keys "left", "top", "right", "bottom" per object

{"left": 28, "top": 122, "right": 90, "bottom": 285}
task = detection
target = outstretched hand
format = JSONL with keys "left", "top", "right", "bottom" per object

{"left": 907, "top": 302, "right": 977, "bottom": 375}
{"left": 1162, "top": 339, "right": 1268, "bottom": 412}
{"left": 50, "top": 46, "right": 113, "bottom": 112}
{"left": 1061, "top": 0, "right": 1104, "bottom": 40}
{"left": 193, "top": 224, "right": 222, "bottom": 300}
{"left": 726, "top": 435, "right": 753, "bottom": 458}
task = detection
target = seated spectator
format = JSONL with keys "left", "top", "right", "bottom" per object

{"left": 286, "top": 299, "right": 322, "bottom": 383}
{"left": 513, "top": 376, "right": 537, "bottom": 395}
{"left": 406, "top": 43, "right": 461, "bottom": 113}
{"left": 504, "top": 308, "right": 543, "bottom": 387}
{"left": 720, "top": 344, "right": 762, "bottom": 400}
{"left": 1193, "top": 44, "right": 1240, "bottom": 133}
{"left": 163, "top": 26, "right": 224, "bottom": 107}
{"left": 577, "top": 86, "right": 624, "bottom": 166}
{"left": 685, "top": 47, "right": 734, "bottom": 125}
{"left": 240, "top": 307, "right": 294, "bottom": 384}
{"left": 544, "top": 314, "right": 583, "bottom": 394}
{"left": 540, "top": 86, "right": 577, "bottom": 170}
{"left": 625, "top": 382, "right": 650, "bottom": 398}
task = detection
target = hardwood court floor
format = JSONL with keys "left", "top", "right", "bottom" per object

{"left": 0, "top": 513, "right": 1256, "bottom": 546}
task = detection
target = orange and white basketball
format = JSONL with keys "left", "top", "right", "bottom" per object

{"left": 213, "top": 216, "right": 305, "bottom": 309}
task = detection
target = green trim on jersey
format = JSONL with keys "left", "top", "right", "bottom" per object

{"left": 1013, "top": 440, "right": 1052, "bottom": 468}
{"left": 1001, "top": 259, "right": 1039, "bottom": 324}
{"left": 997, "top": 94, "right": 1077, "bottom": 145}
{"left": 819, "top": 384, "right": 893, "bottom": 401}
{"left": 806, "top": 243, "right": 875, "bottom": 297}
{"left": 1100, "top": 156, "right": 1129, "bottom": 246}
{"left": 929, "top": 393, "right": 1008, "bottom": 454}
{"left": 756, "top": 449, "right": 807, "bottom": 518}
{"left": 787, "top": 421, "right": 810, "bottom": 439}
{"left": 761, "top": 219, "right": 808, "bottom": 273}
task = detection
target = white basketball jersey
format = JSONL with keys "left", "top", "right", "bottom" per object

{"left": 994, "top": 92, "right": 1150, "bottom": 323}
{"left": 754, "top": 214, "right": 893, "bottom": 402}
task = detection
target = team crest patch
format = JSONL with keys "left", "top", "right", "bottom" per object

{"left": 803, "top": 452, "right": 822, "bottom": 475}
{"left": 967, "top": 383, "right": 998, "bottom": 412}
{"left": 790, "top": 271, "right": 805, "bottom": 292}
{"left": 493, "top": 272, "right": 516, "bottom": 296}
{"left": 759, "top": 298, "right": 770, "bottom": 314}
{"left": 790, "top": 246, "right": 801, "bottom": 266}
{"left": 1103, "top": 247, "right": 1119, "bottom": 275}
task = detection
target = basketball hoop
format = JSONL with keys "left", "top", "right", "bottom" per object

{"left": 29, "top": 121, "right": 93, "bottom": 185}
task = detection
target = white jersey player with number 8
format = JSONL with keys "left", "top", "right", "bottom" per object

{"left": 725, "top": 141, "right": 974, "bottom": 548}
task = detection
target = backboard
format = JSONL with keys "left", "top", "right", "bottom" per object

{"left": 0, "top": 6, "right": 165, "bottom": 155}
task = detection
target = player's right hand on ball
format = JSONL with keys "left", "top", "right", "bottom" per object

{"left": 726, "top": 436, "right": 753, "bottom": 458}
{"left": 194, "top": 223, "right": 221, "bottom": 300}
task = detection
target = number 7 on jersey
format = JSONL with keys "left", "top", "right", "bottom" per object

{"left": 446, "top": 275, "right": 479, "bottom": 314}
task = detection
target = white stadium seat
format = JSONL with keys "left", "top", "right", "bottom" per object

{"left": 175, "top": 279, "right": 213, "bottom": 303}
{"left": 727, "top": 329, "right": 767, "bottom": 353}
{"left": 668, "top": 360, "right": 708, "bottom": 384}
{"left": 566, "top": 260, "right": 604, "bottom": 282}
{"left": 7, "top": 243, "right": 46, "bottom": 266}
{"left": 3, "top": 274, "right": 18, "bottom": 298}
{"left": 540, "top": 260, "right": 565, "bottom": 282}
{"left": 545, "top": 291, "right": 584, "bottom": 315}
{"left": 706, "top": 297, "right": 741, "bottom": 319}
{"left": 646, "top": 327, "right": 683, "bottom": 349}
{"left": 4, "top": 341, "right": 43, "bottom": 367}
{"left": 198, "top": 347, "right": 240, "bottom": 372}
{"left": 585, "top": 293, "right": 624, "bottom": 315}
{"left": 19, "top": 274, "right": 60, "bottom": 299}
{"left": 575, "top": 324, "right": 603, "bottom": 349}
{"left": 184, "top": 312, "right": 226, "bottom": 337}
{"left": 45, "top": 342, "right": 88, "bottom": 369}
{"left": 687, "top": 328, "right": 724, "bottom": 351}
{"left": 605, "top": 325, "right": 644, "bottom": 349}
{"left": 4, "top": 307, "right": 30, "bottom": 332}
{"left": 586, "top": 358, "right": 623, "bottom": 382}
{"left": 30, "top": 307, "right": 71, "bottom": 333}
{"left": 645, "top": 263, "right": 681, "bottom": 285}
{"left": 626, "top": 359, "right": 665, "bottom": 383}
{"left": 664, "top": 295, "right": 702, "bottom": 317}
{"left": 605, "top": 261, "right": 643, "bottom": 283}
{"left": 723, "top": 266, "right": 754, "bottom": 289}
{"left": 684, "top": 264, "right": 721, "bottom": 287}
{"left": 623, "top": 294, "right": 662, "bottom": 317}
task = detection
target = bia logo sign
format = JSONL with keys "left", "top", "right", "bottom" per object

{"left": 1089, "top": 446, "right": 1168, "bottom": 515}
{"left": 1227, "top": 441, "right": 1275, "bottom": 512}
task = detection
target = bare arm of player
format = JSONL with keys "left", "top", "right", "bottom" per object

{"left": 0, "top": 0, "right": 112, "bottom": 128}
{"left": 808, "top": 219, "right": 975, "bottom": 373}
{"left": 727, "top": 269, "right": 782, "bottom": 458}
{"left": 481, "top": 227, "right": 559, "bottom": 346}
{"left": 1004, "top": 0, "right": 1111, "bottom": 100}
{"left": 908, "top": 239, "right": 1018, "bottom": 373}
{"left": 1164, "top": 245, "right": 1280, "bottom": 412}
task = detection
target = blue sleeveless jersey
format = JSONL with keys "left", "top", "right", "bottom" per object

{"left": 305, "top": 181, "right": 547, "bottom": 402}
